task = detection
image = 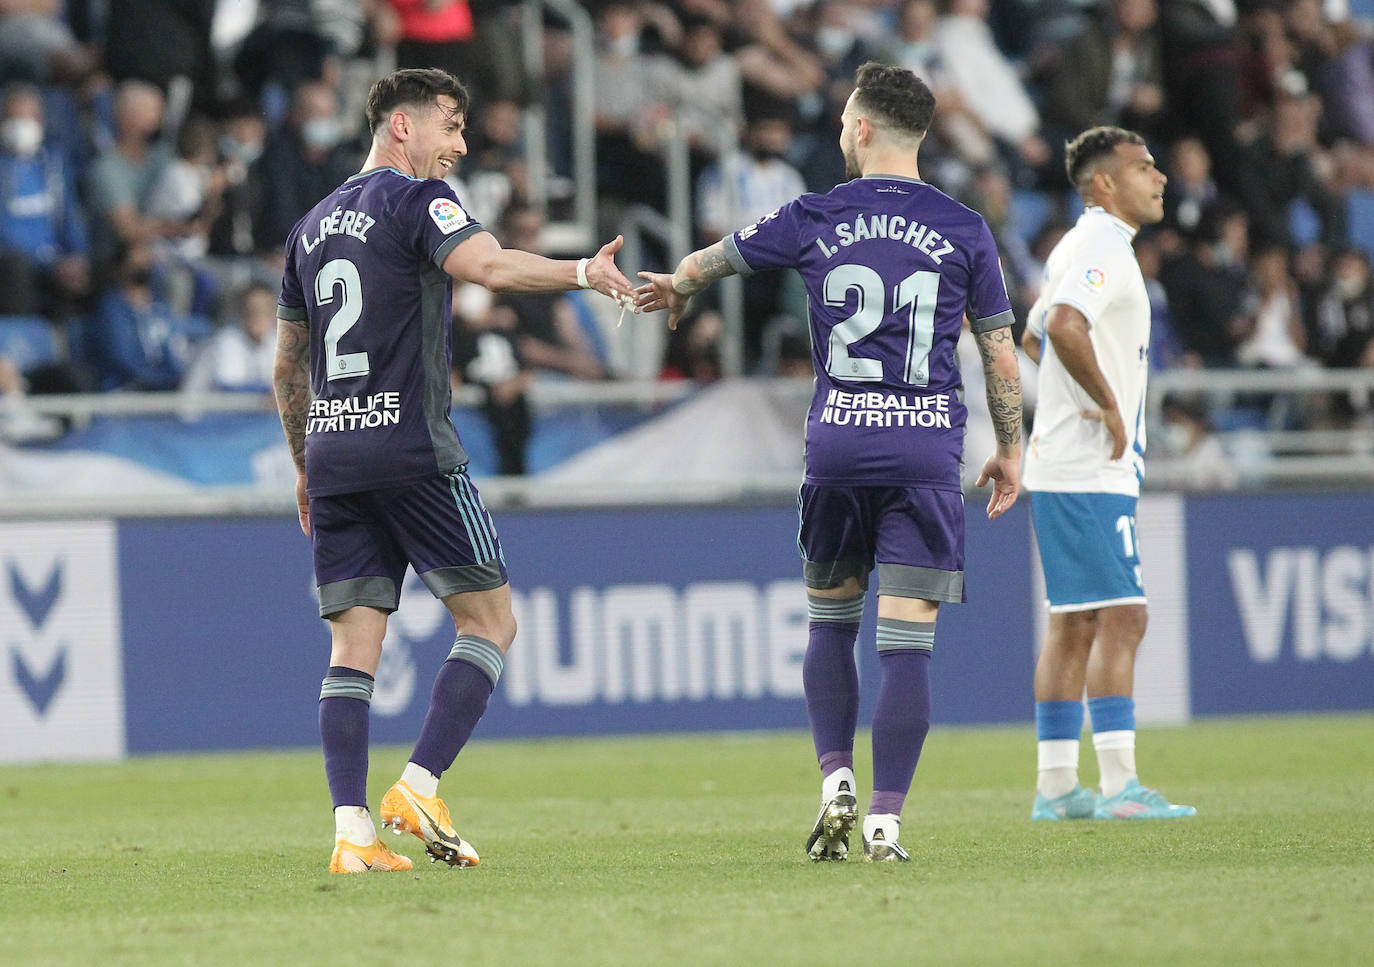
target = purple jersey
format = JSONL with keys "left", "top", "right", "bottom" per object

{"left": 279, "top": 167, "right": 484, "bottom": 496}
{"left": 725, "top": 175, "right": 1013, "bottom": 490}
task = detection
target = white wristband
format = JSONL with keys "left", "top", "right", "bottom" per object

{"left": 576, "top": 257, "right": 591, "bottom": 289}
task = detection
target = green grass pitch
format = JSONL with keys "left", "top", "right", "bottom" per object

{"left": 2, "top": 714, "right": 1372, "bottom": 966}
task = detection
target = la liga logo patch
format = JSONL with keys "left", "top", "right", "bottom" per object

{"left": 1081, "top": 267, "right": 1107, "bottom": 290}
{"left": 429, "top": 198, "right": 468, "bottom": 234}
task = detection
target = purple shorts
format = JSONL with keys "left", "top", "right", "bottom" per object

{"left": 798, "top": 484, "right": 965, "bottom": 602}
{"left": 309, "top": 468, "right": 508, "bottom": 618}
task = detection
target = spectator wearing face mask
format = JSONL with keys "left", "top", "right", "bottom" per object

{"left": 1159, "top": 394, "right": 1238, "bottom": 491}
{"left": 694, "top": 110, "right": 807, "bottom": 370}
{"left": 252, "top": 80, "right": 360, "bottom": 257}
{"left": 208, "top": 99, "right": 269, "bottom": 260}
{"left": 181, "top": 281, "right": 280, "bottom": 394}
{"left": 0, "top": 82, "right": 90, "bottom": 319}
{"left": 1313, "top": 247, "right": 1374, "bottom": 424}
{"left": 1315, "top": 247, "right": 1374, "bottom": 370}
{"left": 85, "top": 240, "right": 209, "bottom": 391}
{"left": 84, "top": 79, "right": 178, "bottom": 265}
{"left": 1159, "top": 199, "right": 1253, "bottom": 367}
{"left": 144, "top": 115, "right": 228, "bottom": 264}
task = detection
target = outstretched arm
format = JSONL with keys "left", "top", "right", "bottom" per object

{"left": 273, "top": 315, "right": 312, "bottom": 536}
{"left": 633, "top": 239, "right": 738, "bottom": 330}
{"left": 973, "top": 324, "right": 1023, "bottom": 520}
{"left": 445, "top": 231, "right": 637, "bottom": 305}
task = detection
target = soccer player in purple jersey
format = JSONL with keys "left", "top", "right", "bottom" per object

{"left": 273, "top": 68, "right": 637, "bottom": 874}
{"left": 635, "top": 62, "right": 1023, "bottom": 862}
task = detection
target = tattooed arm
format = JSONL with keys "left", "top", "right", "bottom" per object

{"left": 973, "top": 324, "right": 1024, "bottom": 520}
{"left": 632, "top": 239, "right": 738, "bottom": 330}
{"left": 273, "top": 314, "right": 313, "bottom": 535}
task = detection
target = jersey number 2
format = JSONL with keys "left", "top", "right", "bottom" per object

{"left": 315, "top": 258, "right": 369, "bottom": 382}
{"left": 824, "top": 265, "right": 939, "bottom": 386}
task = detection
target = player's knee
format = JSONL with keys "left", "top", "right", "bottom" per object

{"left": 1103, "top": 603, "right": 1148, "bottom": 646}
{"left": 480, "top": 609, "right": 516, "bottom": 653}
{"left": 1048, "top": 610, "right": 1097, "bottom": 656}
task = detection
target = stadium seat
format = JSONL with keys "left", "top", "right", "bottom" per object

{"left": 1347, "top": 189, "right": 1374, "bottom": 258}
{"left": 0, "top": 315, "right": 60, "bottom": 373}
{"left": 1349, "top": 0, "right": 1374, "bottom": 19}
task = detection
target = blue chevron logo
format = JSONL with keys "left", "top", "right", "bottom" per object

{"left": 9, "top": 560, "right": 62, "bottom": 629}
{"left": 12, "top": 646, "right": 66, "bottom": 715}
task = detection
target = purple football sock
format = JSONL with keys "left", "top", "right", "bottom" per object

{"left": 870, "top": 647, "right": 932, "bottom": 819}
{"left": 319, "top": 666, "right": 373, "bottom": 809}
{"left": 803, "top": 596, "right": 862, "bottom": 767}
{"left": 819, "top": 750, "right": 854, "bottom": 778}
{"left": 409, "top": 635, "right": 504, "bottom": 778}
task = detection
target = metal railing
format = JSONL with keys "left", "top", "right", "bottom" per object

{"left": 610, "top": 119, "right": 747, "bottom": 378}
{"left": 11, "top": 365, "right": 1374, "bottom": 518}
{"left": 517, "top": 5, "right": 746, "bottom": 376}
{"left": 17, "top": 380, "right": 694, "bottom": 421}
{"left": 521, "top": 0, "right": 598, "bottom": 254}
{"left": 1145, "top": 367, "right": 1374, "bottom": 486}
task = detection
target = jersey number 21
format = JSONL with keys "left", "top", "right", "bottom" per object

{"left": 825, "top": 265, "right": 939, "bottom": 387}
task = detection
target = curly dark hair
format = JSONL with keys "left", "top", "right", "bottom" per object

{"left": 365, "top": 68, "right": 470, "bottom": 135}
{"left": 851, "top": 61, "right": 936, "bottom": 138}
{"left": 1064, "top": 126, "right": 1146, "bottom": 189}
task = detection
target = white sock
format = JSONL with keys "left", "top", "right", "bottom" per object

{"left": 822, "top": 767, "right": 856, "bottom": 803}
{"left": 1093, "top": 730, "right": 1137, "bottom": 798}
{"left": 401, "top": 762, "right": 440, "bottom": 798}
{"left": 1036, "top": 739, "right": 1080, "bottom": 798}
{"left": 863, "top": 813, "right": 901, "bottom": 844}
{"left": 334, "top": 805, "right": 376, "bottom": 845}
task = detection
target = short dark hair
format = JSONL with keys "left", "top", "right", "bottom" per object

{"left": 851, "top": 61, "right": 935, "bottom": 138}
{"left": 365, "top": 68, "right": 470, "bottom": 134}
{"left": 1064, "top": 126, "right": 1146, "bottom": 189}
{"left": 236, "top": 280, "right": 278, "bottom": 311}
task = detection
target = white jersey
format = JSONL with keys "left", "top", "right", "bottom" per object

{"left": 1023, "top": 207, "right": 1150, "bottom": 496}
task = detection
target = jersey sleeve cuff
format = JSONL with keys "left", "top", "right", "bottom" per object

{"left": 432, "top": 222, "right": 485, "bottom": 268}
{"left": 1050, "top": 295, "right": 1097, "bottom": 328}
{"left": 722, "top": 234, "right": 756, "bottom": 276}
{"left": 277, "top": 304, "right": 307, "bottom": 321}
{"left": 970, "top": 308, "right": 1015, "bottom": 334}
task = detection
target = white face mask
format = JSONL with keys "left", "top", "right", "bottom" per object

{"left": 815, "top": 27, "right": 854, "bottom": 59}
{"left": 1163, "top": 422, "right": 1193, "bottom": 454}
{"left": 1335, "top": 273, "right": 1367, "bottom": 301}
{"left": 1, "top": 117, "right": 43, "bottom": 158}
{"left": 219, "top": 134, "right": 262, "bottom": 166}
{"left": 301, "top": 117, "right": 341, "bottom": 151}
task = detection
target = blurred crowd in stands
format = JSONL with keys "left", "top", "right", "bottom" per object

{"left": 4, "top": 0, "right": 1374, "bottom": 480}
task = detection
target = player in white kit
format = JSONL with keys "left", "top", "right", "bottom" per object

{"left": 1021, "top": 126, "right": 1195, "bottom": 821}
